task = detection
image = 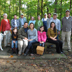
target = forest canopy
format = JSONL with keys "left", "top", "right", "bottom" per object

{"left": 0, "top": 0, "right": 72, "bottom": 22}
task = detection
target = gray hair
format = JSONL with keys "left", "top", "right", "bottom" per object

{"left": 3, "top": 13, "right": 7, "bottom": 16}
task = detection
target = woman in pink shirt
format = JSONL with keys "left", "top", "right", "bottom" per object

{"left": 38, "top": 26, "right": 47, "bottom": 47}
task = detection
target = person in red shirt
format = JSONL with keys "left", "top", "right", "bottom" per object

{"left": 1, "top": 13, "right": 11, "bottom": 47}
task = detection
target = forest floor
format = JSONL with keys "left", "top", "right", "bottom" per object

{"left": 0, "top": 43, "right": 72, "bottom": 72}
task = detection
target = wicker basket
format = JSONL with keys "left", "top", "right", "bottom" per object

{"left": 36, "top": 46, "right": 44, "bottom": 55}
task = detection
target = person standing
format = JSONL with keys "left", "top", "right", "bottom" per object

{"left": 19, "top": 13, "right": 27, "bottom": 28}
{"left": 50, "top": 13, "right": 61, "bottom": 39}
{"left": 18, "top": 22, "right": 28, "bottom": 56}
{"left": 1, "top": 13, "right": 11, "bottom": 47}
{"left": 42, "top": 13, "right": 48, "bottom": 32}
{"left": 47, "top": 13, "right": 53, "bottom": 29}
{"left": 11, "top": 15, "right": 19, "bottom": 30}
{"left": 35, "top": 15, "right": 43, "bottom": 30}
{"left": 28, "top": 17, "right": 36, "bottom": 26}
{"left": 62, "top": 9, "right": 72, "bottom": 52}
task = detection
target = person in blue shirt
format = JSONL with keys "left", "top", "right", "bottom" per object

{"left": 28, "top": 16, "right": 36, "bottom": 26}
{"left": 24, "top": 23, "right": 37, "bottom": 56}
{"left": 19, "top": 13, "right": 27, "bottom": 28}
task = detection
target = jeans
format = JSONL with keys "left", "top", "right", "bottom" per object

{"left": 48, "top": 38, "right": 63, "bottom": 53}
{"left": 11, "top": 40, "right": 18, "bottom": 48}
{"left": 40, "top": 43, "right": 45, "bottom": 47}
{"left": 28, "top": 40, "right": 37, "bottom": 53}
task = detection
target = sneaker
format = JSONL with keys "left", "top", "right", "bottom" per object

{"left": 30, "top": 54, "right": 34, "bottom": 56}
{"left": 24, "top": 53, "right": 27, "bottom": 56}
{"left": 67, "top": 49, "right": 71, "bottom": 52}
{"left": 22, "top": 53, "right": 24, "bottom": 55}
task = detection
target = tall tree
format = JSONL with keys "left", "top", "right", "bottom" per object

{"left": 9, "top": 0, "right": 11, "bottom": 19}
{"left": 60, "top": 0, "right": 62, "bottom": 20}
{"left": 19, "top": 0, "right": 21, "bottom": 17}
{"left": 55, "top": 0, "right": 57, "bottom": 13}
{"left": 37, "top": 0, "right": 40, "bottom": 16}
{"left": 41, "top": 0, "right": 43, "bottom": 18}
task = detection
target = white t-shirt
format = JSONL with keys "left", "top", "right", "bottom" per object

{"left": 15, "top": 20, "right": 17, "bottom": 27}
{"left": 42, "top": 18, "right": 48, "bottom": 21}
{"left": 66, "top": 17, "right": 69, "bottom": 19}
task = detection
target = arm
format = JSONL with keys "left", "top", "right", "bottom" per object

{"left": 0, "top": 20, "right": 3, "bottom": 32}
{"left": 42, "top": 32, "right": 47, "bottom": 42}
{"left": 11, "top": 19, "right": 15, "bottom": 28}
{"left": 38, "top": 31, "right": 41, "bottom": 42}
{"left": 57, "top": 20, "right": 61, "bottom": 34}
{"left": 27, "top": 30, "right": 30, "bottom": 40}
{"left": 24, "top": 17, "right": 27, "bottom": 22}
{"left": 54, "top": 30, "right": 57, "bottom": 39}
{"left": 47, "top": 29, "right": 57, "bottom": 40}
{"left": 32, "top": 29, "right": 37, "bottom": 40}
{"left": 41, "top": 18, "right": 43, "bottom": 22}
{"left": 18, "top": 28, "right": 26, "bottom": 39}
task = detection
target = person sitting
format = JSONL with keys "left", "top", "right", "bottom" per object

{"left": 47, "top": 22, "right": 63, "bottom": 53}
{"left": 18, "top": 22, "right": 28, "bottom": 56}
{"left": 11, "top": 28, "right": 18, "bottom": 55}
{"left": 24, "top": 23, "right": 37, "bottom": 56}
{"left": 38, "top": 26, "right": 47, "bottom": 47}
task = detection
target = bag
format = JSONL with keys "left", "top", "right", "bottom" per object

{"left": 36, "top": 46, "right": 44, "bottom": 55}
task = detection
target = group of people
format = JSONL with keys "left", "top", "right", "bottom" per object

{"left": 0, "top": 9, "right": 72, "bottom": 56}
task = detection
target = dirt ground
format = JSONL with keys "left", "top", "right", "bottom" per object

{"left": 0, "top": 52, "right": 72, "bottom": 72}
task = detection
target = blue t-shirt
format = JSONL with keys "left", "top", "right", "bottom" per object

{"left": 24, "top": 28, "right": 28, "bottom": 32}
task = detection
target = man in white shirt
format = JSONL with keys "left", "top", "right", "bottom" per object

{"left": 47, "top": 13, "right": 53, "bottom": 29}
{"left": 62, "top": 9, "right": 72, "bottom": 52}
{"left": 42, "top": 13, "right": 48, "bottom": 32}
{"left": 11, "top": 15, "right": 19, "bottom": 30}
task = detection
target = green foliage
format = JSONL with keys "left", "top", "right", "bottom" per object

{"left": 0, "top": 0, "right": 72, "bottom": 22}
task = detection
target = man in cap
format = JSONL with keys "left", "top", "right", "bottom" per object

{"left": 62, "top": 9, "right": 72, "bottom": 52}
{"left": 47, "top": 13, "right": 53, "bottom": 29}
{"left": 50, "top": 13, "right": 61, "bottom": 39}
{"left": 19, "top": 13, "right": 27, "bottom": 28}
{"left": 42, "top": 13, "right": 48, "bottom": 32}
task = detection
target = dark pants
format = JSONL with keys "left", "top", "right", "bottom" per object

{"left": 40, "top": 43, "right": 45, "bottom": 47}
{"left": 48, "top": 38, "right": 63, "bottom": 53}
{"left": 28, "top": 40, "right": 37, "bottom": 54}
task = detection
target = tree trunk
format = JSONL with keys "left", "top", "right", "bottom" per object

{"left": 9, "top": 0, "right": 11, "bottom": 19}
{"left": 37, "top": 0, "right": 40, "bottom": 16}
{"left": 55, "top": 0, "right": 57, "bottom": 13}
{"left": 13, "top": 0, "right": 14, "bottom": 14}
{"left": 41, "top": 0, "right": 43, "bottom": 18}
{"left": 60, "top": 0, "right": 62, "bottom": 20}
{"left": 19, "top": 0, "right": 21, "bottom": 17}
{"left": 47, "top": 7, "right": 49, "bottom": 14}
